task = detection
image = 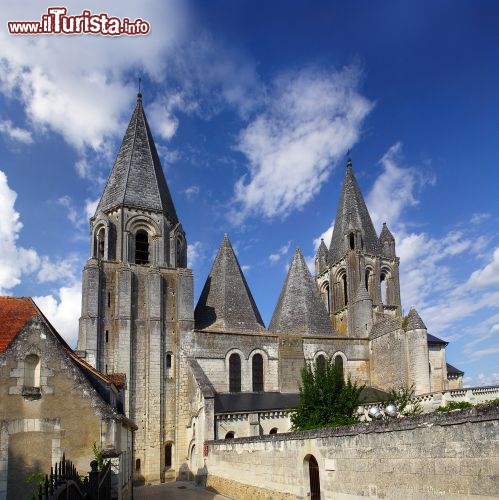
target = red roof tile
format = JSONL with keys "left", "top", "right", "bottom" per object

{"left": 0, "top": 297, "right": 38, "bottom": 353}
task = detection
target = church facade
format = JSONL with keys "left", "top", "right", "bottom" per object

{"left": 75, "top": 94, "right": 463, "bottom": 484}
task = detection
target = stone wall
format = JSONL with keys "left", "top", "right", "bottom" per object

{"left": 205, "top": 404, "right": 499, "bottom": 499}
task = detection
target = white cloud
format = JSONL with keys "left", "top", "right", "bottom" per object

{"left": 230, "top": 66, "right": 374, "bottom": 222}
{"left": 313, "top": 221, "right": 334, "bottom": 250}
{"left": 0, "top": 170, "right": 40, "bottom": 292}
{"left": 269, "top": 241, "right": 292, "bottom": 263}
{"left": 467, "top": 247, "right": 499, "bottom": 288}
{"left": 187, "top": 241, "right": 204, "bottom": 268}
{"left": 475, "top": 372, "right": 499, "bottom": 387}
{"left": 0, "top": 0, "right": 188, "bottom": 172}
{"left": 85, "top": 198, "right": 99, "bottom": 221}
{"left": 0, "top": 119, "right": 33, "bottom": 143}
{"left": 33, "top": 282, "right": 82, "bottom": 347}
{"left": 184, "top": 186, "right": 200, "bottom": 200}
{"left": 36, "top": 255, "right": 80, "bottom": 284}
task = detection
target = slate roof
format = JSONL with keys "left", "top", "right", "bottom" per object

{"left": 407, "top": 307, "right": 427, "bottom": 330}
{"left": 269, "top": 248, "right": 333, "bottom": 335}
{"left": 446, "top": 363, "right": 464, "bottom": 375}
{"left": 95, "top": 94, "right": 178, "bottom": 222}
{"left": 194, "top": 234, "right": 265, "bottom": 333}
{"left": 214, "top": 392, "right": 299, "bottom": 414}
{"left": 328, "top": 160, "right": 379, "bottom": 263}
{"left": 427, "top": 333, "right": 448, "bottom": 346}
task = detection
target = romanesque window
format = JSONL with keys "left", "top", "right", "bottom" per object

{"left": 316, "top": 354, "right": 326, "bottom": 370}
{"left": 97, "top": 227, "right": 105, "bottom": 259}
{"left": 380, "top": 272, "right": 387, "bottom": 304}
{"left": 135, "top": 230, "right": 149, "bottom": 265}
{"left": 321, "top": 283, "right": 330, "bottom": 312}
{"left": 334, "top": 355, "right": 344, "bottom": 383}
{"left": 229, "top": 353, "right": 241, "bottom": 393}
{"left": 269, "top": 428, "right": 278, "bottom": 435}
{"left": 176, "top": 236, "right": 184, "bottom": 267}
{"left": 342, "top": 273, "right": 348, "bottom": 306}
{"left": 225, "top": 431, "right": 235, "bottom": 439}
{"left": 365, "top": 269, "right": 371, "bottom": 292}
{"left": 252, "top": 354, "right": 264, "bottom": 392}
{"left": 24, "top": 354, "right": 40, "bottom": 388}
{"left": 349, "top": 232, "right": 355, "bottom": 250}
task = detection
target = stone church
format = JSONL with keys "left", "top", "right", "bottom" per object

{"left": 75, "top": 93, "right": 463, "bottom": 484}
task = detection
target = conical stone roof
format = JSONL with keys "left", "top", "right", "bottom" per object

{"left": 96, "top": 94, "right": 178, "bottom": 222}
{"left": 407, "top": 307, "right": 427, "bottom": 330}
{"left": 328, "top": 160, "right": 379, "bottom": 263}
{"left": 194, "top": 234, "right": 265, "bottom": 333}
{"left": 269, "top": 248, "right": 333, "bottom": 335}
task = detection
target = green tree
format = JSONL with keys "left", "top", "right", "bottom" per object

{"left": 291, "top": 358, "right": 364, "bottom": 431}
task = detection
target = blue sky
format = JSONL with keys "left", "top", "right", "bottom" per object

{"left": 0, "top": 0, "right": 498, "bottom": 387}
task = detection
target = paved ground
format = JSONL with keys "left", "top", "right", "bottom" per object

{"left": 134, "top": 481, "right": 232, "bottom": 499}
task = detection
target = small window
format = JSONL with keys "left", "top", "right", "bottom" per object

{"left": 105, "top": 330, "right": 109, "bottom": 343}
{"left": 135, "top": 230, "right": 149, "bottom": 265}
{"left": 135, "top": 459, "right": 141, "bottom": 470}
{"left": 269, "top": 428, "right": 278, "bottom": 435}
{"left": 342, "top": 274, "right": 348, "bottom": 306}
{"left": 225, "top": 432, "right": 234, "bottom": 440}
{"left": 24, "top": 354, "right": 40, "bottom": 388}
{"left": 334, "top": 356, "right": 344, "bottom": 383}
{"left": 229, "top": 353, "right": 241, "bottom": 393}
{"left": 252, "top": 354, "right": 264, "bottom": 392}
{"left": 349, "top": 233, "right": 355, "bottom": 250}
{"left": 365, "top": 269, "right": 371, "bottom": 292}
{"left": 316, "top": 355, "right": 326, "bottom": 371}
{"left": 166, "top": 353, "right": 172, "bottom": 369}
{"left": 97, "top": 228, "right": 105, "bottom": 259}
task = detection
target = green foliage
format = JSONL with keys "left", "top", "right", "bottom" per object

{"left": 291, "top": 358, "right": 364, "bottom": 431}
{"left": 383, "top": 385, "right": 422, "bottom": 416}
{"left": 483, "top": 397, "right": 499, "bottom": 405}
{"left": 92, "top": 442, "right": 105, "bottom": 471}
{"left": 436, "top": 400, "right": 473, "bottom": 412}
{"left": 401, "top": 315, "right": 409, "bottom": 332}
{"left": 26, "top": 471, "right": 45, "bottom": 500}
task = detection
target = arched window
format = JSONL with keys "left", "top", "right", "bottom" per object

{"left": 252, "top": 354, "right": 264, "bottom": 392}
{"left": 176, "top": 237, "right": 184, "bottom": 267}
{"left": 135, "top": 230, "right": 149, "bottom": 265}
{"left": 225, "top": 431, "right": 234, "bottom": 440}
{"left": 365, "top": 269, "right": 371, "bottom": 292}
{"left": 24, "top": 354, "right": 40, "bottom": 388}
{"left": 229, "top": 353, "right": 241, "bottom": 393}
{"left": 380, "top": 272, "right": 387, "bottom": 304}
{"left": 166, "top": 353, "right": 173, "bottom": 378}
{"left": 342, "top": 273, "right": 348, "bottom": 306}
{"left": 334, "top": 355, "right": 344, "bottom": 383}
{"left": 316, "top": 354, "right": 327, "bottom": 371}
{"left": 269, "top": 428, "right": 278, "bottom": 435}
{"left": 349, "top": 233, "right": 355, "bottom": 250}
{"left": 97, "top": 227, "right": 105, "bottom": 259}
{"left": 322, "top": 284, "right": 330, "bottom": 312}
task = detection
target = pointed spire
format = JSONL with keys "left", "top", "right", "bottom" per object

{"left": 315, "top": 238, "right": 328, "bottom": 274}
{"left": 95, "top": 95, "right": 178, "bottom": 222}
{"left": 194, "top": 234, "right": 265, "bottom": 333}
{"left": 406, "top": 307, "right": 427, "bottom": 330}
{"left": 353, "top": 282, "right": 371, "bottom": 303}
{"left": 379, "top": 222, "right": 396, "bottom": 257}
{"left": 269, "top": 248, "right": 333, "bottom": 335}
{"left": 328, "top": 160, "right": 379, "bottom": 263}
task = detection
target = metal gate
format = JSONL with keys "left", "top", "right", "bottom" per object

{"left": 308, "top": 455, "right": 320, "bottom": 500}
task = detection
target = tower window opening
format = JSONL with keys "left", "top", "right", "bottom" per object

{"left": 349, "top": 233, "right": 355, "bottom": 250}
{"left": 365, "top": 269, "right": 371, "bottom": 292}
{"left": 105, "top": 330, "right": 109, "bottom": 343}
{"left": 135, "top": 230, "right": 149, "bottom": 265}
{"left": 108, "top": 292, "right": 111, "bottom": 308}
{"left": 135, "top": 459, "right": 141, "bottom": 470}
{"left": 229, "top": 353, "right": 241, "bottom": 393}
{"left": 97, "top": 228, "right": 105, "bottom": 259}
{"left": 342, "top": 274, "right": 348, "bottom": 306}
{"left": 252, "top": 353, "right": 264, "bottom": 392}
{"left": 381, "top": 273, "right": 387, "bottom": 304}
{"left": 166, "top": 353, "right": 172, "bottom": 369}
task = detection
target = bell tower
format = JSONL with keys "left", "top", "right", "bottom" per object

{"left": 77, "top": 93, "right": 194, "bottom": 483}
{"left": 315, "top": 159, "right": 401, "bottom": 335}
